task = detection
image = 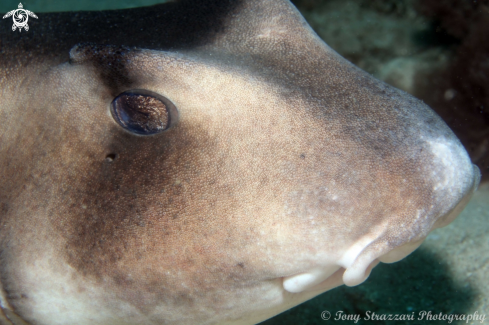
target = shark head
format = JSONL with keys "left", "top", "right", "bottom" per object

{"left": 0, "top": 0, "right": 480, "bottom": 324}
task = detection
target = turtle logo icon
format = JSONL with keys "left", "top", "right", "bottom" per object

{"left": 3, "top": 3, "right": 38, "bottom": 32}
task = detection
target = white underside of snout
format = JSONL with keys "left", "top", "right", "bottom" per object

{"left": 378, "top": 238, "right": 424, "bottom": 263}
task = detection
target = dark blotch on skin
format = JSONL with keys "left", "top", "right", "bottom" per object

{"left": 0, "top": 203, "right": 8, "bottom": 214}
{"left": 0, "top": 1, "right": 245, "bottom": 69}
{"left": 56, "top": 120, "right": 243, "bottom": 307}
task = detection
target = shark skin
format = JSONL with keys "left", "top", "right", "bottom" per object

{"left": 0, "top": 0, "right": 481, "bottom": 324}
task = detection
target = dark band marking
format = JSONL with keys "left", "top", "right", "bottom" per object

{"left": 1, "top": 0, "right": 244, "bottom": 67}
{"left": 69, "top": 44, "right": 137, "bottom": 95}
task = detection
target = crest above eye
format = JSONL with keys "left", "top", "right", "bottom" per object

{"left": 110, "top": 90, "right": 178, "bottom": 135}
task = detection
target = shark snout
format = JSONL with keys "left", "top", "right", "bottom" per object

{"left": 280, "top": 115, "right": 480, "bottom": 295}
{"left": 432, "top": 163, "right": 480, "bottom": 229}
{"left": 423, "top": 134, "right": 481, "bottom": 228}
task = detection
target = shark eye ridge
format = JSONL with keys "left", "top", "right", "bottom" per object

{"left": 110, "top": 90, "right": 178, "bottom": 135}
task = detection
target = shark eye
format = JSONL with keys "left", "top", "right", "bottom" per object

{"left": 110, "top": 90, "right": 178, "bottom": 135}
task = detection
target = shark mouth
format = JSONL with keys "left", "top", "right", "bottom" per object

{"left": 282, "top": 165, "right": 480, "bottom": 294}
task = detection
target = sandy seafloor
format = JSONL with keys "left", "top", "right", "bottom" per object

{"left": 1, "top": 0, "right": 488, "bottom": 324}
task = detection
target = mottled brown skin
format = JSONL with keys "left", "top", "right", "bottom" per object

{"left": 0, "top": 0, "right": 480, "bottom": 324}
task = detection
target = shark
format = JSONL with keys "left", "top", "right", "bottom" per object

{"left": 0, "top": 0, "right": 481, "bottom": 324}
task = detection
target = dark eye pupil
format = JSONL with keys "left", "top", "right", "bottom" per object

{"left": 111, "top": 90, "right": 176, "bottom": 135}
